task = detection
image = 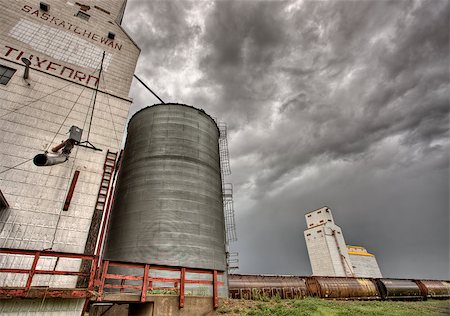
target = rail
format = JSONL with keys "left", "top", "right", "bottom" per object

{"left": 0, "top": 248, "right": 97, "bottom": 298}
{"left": 0, "top": 248, "right": 223, "bottom": 309}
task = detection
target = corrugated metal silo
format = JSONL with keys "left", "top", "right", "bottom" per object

{"left": 104, "top": 103, "right": 226, "bottom": 271}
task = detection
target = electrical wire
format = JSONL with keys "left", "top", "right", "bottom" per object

{"left": 46, "top": 82, "right": 89, "bottom": 152}
{"left": 85, "top": 52, "right": 105, "bottom": 142}
{"left": 101, "top": 71, "right": 121, "bottom": 148}
{"left": 0, "top": 157, "right": 34, "bottom": 175}
{"left": 0, "top": 81, "right": 76, "bottom": 119}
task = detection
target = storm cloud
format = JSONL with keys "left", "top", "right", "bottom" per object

{"left": 123, "top": 0, "right": 449, "bottom": 279}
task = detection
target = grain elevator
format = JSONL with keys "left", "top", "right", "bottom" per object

{"left": 0, "top": 1, "right": 233, "bottom": 315}
{"left": 304, "top": 207, "right": 382, "bottom": 278}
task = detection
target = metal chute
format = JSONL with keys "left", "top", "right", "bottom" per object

{"left": 33, "top": 126, "right": 82, "bottom": 167}
{"left": 33, "top": 139, "right": 75, "bottom": 166}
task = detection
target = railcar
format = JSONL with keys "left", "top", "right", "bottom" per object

{"left": 306, "top": 276, "right": 380, "bottom": 300}
{"left": 228, "top": 274, "right": 307, "bottom": 300}
{"left": 229, "top": 274, "right": 450, "bottom": 301}
{"left": 374, "top": 279, "right": 423, "bottom": 300}
{"left": 415, "top": 280, "right": 450, "bottom": 299}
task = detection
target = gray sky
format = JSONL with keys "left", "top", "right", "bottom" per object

{"left": 122, "top": 0, "right": 449, "bottom": 280}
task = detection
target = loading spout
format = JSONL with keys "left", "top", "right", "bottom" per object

{"left": 33, "top": 139, "right": 75, "bottom": 167}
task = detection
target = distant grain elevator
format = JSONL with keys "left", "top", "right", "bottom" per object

{"left": 304, "top": 207, "right": 382, "bottom": 278}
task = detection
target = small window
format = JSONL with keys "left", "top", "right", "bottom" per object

{"left": 0, "top": 189, "right": 9, "bottom": 232}
{"left": 317, "top": 230, "right": 322, "bottom": 233}
{"left": 309, "top": 223, "right": 313, "bottom": 226}
{"left": 0, "top": 65, "right": 16, "bottom": 85}
{"left": 320, "top": 220, "right": 324, "bottom": 223}
{"left": 307, "top": 214, "right": 311, "bottom": 218}
{"left": 76, "top": 11, "right": 90, "bottom": 21}
{"left": 306, "top": 233, "right": 311, "bottom": 236}
{"left": 328, "top": 219, "right": 332, "bottom": 222}
{"left": 325, "top": 209, "right": 330, "bottom": 213}
{"left": 0, "top": 189, "right": 9, "bottom": 210}
{"left": 337, "top": 231, "right": 341, "bottom": 234}
{"left": 317, "top": 211, "right": 322, "bottom": 214}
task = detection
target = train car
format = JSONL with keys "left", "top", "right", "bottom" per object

{"left": 306, "top": 276, "right": 380, "bottom": 300}
{"left": 375, "top": 278, "right": 423, "bottom": 300}
{"left": 415, "top": 280, "right": 450, "bottom": 299}
{"left": 228, "top": 274, "right": 307, "bottom": 300}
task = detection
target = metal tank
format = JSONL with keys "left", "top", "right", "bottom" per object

{"left": 306, "top": 277, "right": 380, "bottom": 299}
{"left": 104, "top": 103, "right": 226, "bottom": 271}
{"left": 375, "top": 278, "right": 423, "bottom": 300}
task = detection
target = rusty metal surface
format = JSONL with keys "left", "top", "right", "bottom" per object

{"left": 306, "top": 276, "right": 380, "bottom": 299}
{"left": 229, "top": 274, "right": 307, "bottom": 288}
{"left": 228, "top": 274, "right": 307, "bottom": 299}
{"left": 416, "top": 280, "right": 450, "bottom": 298}
{"left": 104, "top": 104, "right": 226, "bottom": 271}
{"left": 376, "top": 279, "right": 422, "bottom": 300}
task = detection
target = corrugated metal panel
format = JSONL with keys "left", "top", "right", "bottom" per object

{"left": 306, "top": 276, "right": 380, "bottom": 299}
{"left": 105, "top": 104, "right": 226, "bottom": 271}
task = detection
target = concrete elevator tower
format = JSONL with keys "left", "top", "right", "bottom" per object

{"left": 304, "top": 207, "right": 382, "bottom": 278}
{"left": 0, "top": 0, "right": 140, "bottom": 314}
{"left": 304, "top": 207, "right": 354, "bottom": 277}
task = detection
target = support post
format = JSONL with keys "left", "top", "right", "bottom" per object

{"left": 97, "top": 260, "right": 109, "bottom": 301}
{"left": 213, "top": 270, "right": 218, "bottom": 309}
{"left": 141, "top": 264, "right": 149, "bottom": 302}
{"left": 87, "top": 256, "right": 98, "bottom": 290}
{"left": 179, "top": 267, "right": 185, "bottom": 308}
{"left": 25, "top": 252, "right": 40, "bottom": 290}
{"left": 81, "top": 298, "right": 90, "bottom": 316}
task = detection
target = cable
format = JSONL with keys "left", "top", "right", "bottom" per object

{"left": 0, "top": 157, "right": 33, "bottom": 175}
{"left": 47, "top": 145, "right": 80, "bottom": 250}
{"left": 0, "top": 62, "right": 101, "bottom": 120}
{"left": 133, "top": 74, "right": 166, "bottom": 104}
{"left": 46, "top": 57, "right": 104, "bottom": 250}
{"left": 47, "top": 55, "right": 103, "bottom": 151}
{"left": 0, "top": 81, "right": 76, "bottom": 119}
{"left": 46, "top": 82, "right": 88, "bottom": 152}
{"left": 86, "top": 51, "right": 105, "bottom": 142}
{"left": 101, "top": 73, "right": 120, "bottom": 148}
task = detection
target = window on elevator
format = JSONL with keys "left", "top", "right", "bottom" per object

{"left": 0, "top": 65, "right": 16, "bottom": 85}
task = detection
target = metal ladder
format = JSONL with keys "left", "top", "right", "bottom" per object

{"left": 95, "top": 150, "right": 118, "bottom": 214}
{"left": 77, "top": 150, "right": 118, "bottom": 288}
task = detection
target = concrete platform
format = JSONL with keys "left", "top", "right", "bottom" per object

{"left": 90, "top": 295, "right": 221, "bottom": 316}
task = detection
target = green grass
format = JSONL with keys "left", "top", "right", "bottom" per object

{"left": 216, "top": 297, "right": 450, "bottom": 316}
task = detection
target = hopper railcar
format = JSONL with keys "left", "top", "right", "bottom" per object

{"left": 228, "top": 274, "right": 450, "bottom": 301}
{"left": 228, "top": 274, "right": 307, "bottom": 300}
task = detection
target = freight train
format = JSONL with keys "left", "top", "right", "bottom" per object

{"left": 228, "top": 274, "right": 450, "bottom": 301}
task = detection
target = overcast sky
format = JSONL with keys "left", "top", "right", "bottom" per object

{"left": 122, "top": 0, "right": 449, "bottom": 280}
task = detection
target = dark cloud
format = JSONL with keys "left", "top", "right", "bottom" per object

{"left": 123, "top": 0, "right": 449, "bottom": 279}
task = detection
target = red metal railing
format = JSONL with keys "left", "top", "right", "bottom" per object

{"left": 0, "top": 248, "right": 97, "bottom": 298}
{"left": 97, "top": 260, "right": 223, "bottom": 308}
{"left": 0, "top": 248, "right": 223, "bottom": 309}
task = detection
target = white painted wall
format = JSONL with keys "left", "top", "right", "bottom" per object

{"left": 304, "top": 207, "right": 354, "bottom": 277}
{"left": 0, "top": 0, "right": 139, "bottom": 312}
